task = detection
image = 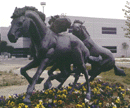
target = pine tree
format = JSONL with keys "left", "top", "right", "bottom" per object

{"left": 122, "top": 1, "right": 130, "bottom": 38}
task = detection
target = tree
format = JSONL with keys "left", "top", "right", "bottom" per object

{"left": 0, "top": 41, "right": 14, "bottom": 55}
{"left": 0, "top": 41, "right": 7, "bottom": 52}
{"left": 6, "top": 46, "right": 14, "bottom": 54}
{"left": 122, "top": 1, "right": 130, "bottom": 38}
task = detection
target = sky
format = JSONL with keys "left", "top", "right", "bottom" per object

{"left": 0, "top": 0, "right": 128, "bottom": 27}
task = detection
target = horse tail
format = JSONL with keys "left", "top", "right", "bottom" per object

{"left": 114, "top": 65, "right": 126, "bottom": 76}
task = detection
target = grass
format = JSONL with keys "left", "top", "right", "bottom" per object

{"left": 97, "top": 67, "right": 130, "bottom": 88}
{"left": 0, "top": 66, "right": 130, "bottom": 89}
{"left": 0, "top": 70, "right": 28, "bottom": 88}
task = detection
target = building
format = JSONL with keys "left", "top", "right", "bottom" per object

{"left": 0, "top": 27, "right": 31, "bottom": 57}
{"left": 0, "top": 16, "right": 130, "bottom": 57}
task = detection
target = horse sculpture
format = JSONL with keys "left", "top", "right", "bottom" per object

{"left": 72, "top": 20, "right": 126, "bottom": 82}
{"left": 8, "top": 6, "right": 92, "bottom": 105}
{"left": 44, "top": 19, "right": 126, "bottom": 91}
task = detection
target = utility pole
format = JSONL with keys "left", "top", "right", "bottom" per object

{"left": 40, "top": 2, "right": 46, "bottom": 13}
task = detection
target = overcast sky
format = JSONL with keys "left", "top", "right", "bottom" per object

{"left": 0, "top": 0, "right": 128, "bottom": 27}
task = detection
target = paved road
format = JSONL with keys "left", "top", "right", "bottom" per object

{"left": 0, "top": 58, "right": 129, "bottom": 97}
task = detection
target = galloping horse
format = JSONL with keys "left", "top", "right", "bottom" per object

{"left": 8, "top": 7, "right": 91, "bottom": 104}
{"left": 72, "top": 20, "right": 126, "bottom": 82}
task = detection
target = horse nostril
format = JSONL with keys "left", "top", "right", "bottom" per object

{"left": 8, "top": 33, "right": 16, "bottom": 43}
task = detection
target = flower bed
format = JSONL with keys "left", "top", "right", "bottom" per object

{"left": 0, "top": 79, "right": 130, "bottom": 108}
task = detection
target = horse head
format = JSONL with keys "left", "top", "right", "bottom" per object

{"left": 8, "top": 15, "right": 30, "bottom": 43}
{"left": 8, "top": 6, "right": 46, "bottom": 43}
{"left": 72, "top": 20, "right": 90, "bottom": 40}
{"left": 72, "top": 20, "right": 84, "bottom": 37}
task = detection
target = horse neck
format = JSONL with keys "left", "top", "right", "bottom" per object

{"left": 81, "top": 26, "right": 90, "bottom": 41}
{"left": 26, "top": 10, "right": 48, "bottom": 49}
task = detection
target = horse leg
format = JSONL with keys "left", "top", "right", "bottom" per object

{"left": 77, "top": 63, "right": 91, "bottom": 100}
{"left": 23, "top": 58, "right": 51, "bottom": 105}
{"left": 20, "top": 59, "right": 44, "bottom": 84}
{"left": 54, "top": 64, "right": 71, "bottom": 89}
{"left": 87, "top": 55, "right": 102, "bottom": 64}
{"left": 72, "top": 48, "right": 91, "bottom": 100}
{"left": 114, "top": 65, "right": 126, "bottom": 76}
{"left": 68, "top": 72, "right": 80, "bottom": 95}
{"left": 48, "top": 63, "right": 58, "bottom": 76}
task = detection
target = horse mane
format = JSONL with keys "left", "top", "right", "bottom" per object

{"left": 48, "top": 15, "right": 60, "bottom": 25}
{"left": 73, "top": 20, "right": 90, "bottom": 36}
{"left": 11, "top": 6, "right": 45, "bottom": 22}
{"left": 73, "top": 20, "right": 84, "bottom": 25}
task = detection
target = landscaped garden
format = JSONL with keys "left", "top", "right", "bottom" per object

{"left": 0, "top": 67, "right": 130, "bottom": 108}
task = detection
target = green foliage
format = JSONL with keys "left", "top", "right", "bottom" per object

{"left": 122, "top": 1, "right": 130, "bottom": 38}
{"left": 99, "top": 67, "right": 130, "bottom": 87}
{"left": 0, "top": 41, "right": 14, "bottom": 54}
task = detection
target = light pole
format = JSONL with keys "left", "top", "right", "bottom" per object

{"left": 40, "top": 2, "right": 46, "bottom": 13}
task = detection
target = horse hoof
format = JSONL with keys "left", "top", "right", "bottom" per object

{"left": 36, "top": 77, "right": 44, "bottom": 84}
{"left": 23, "top": 98, "right": 31, "bottom": 106}
{"left": 115, "top": 71, "right": 126, "bottom": 76}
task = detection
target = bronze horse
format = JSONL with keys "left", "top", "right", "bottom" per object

{"left": 44, "top": 19, "right": 126, "bottom": 91}
{"left": 72, "top": 20, "right": 126, "bottom": 82}
{"left": 8, "top": 7, "right": 92, "bottom": 105}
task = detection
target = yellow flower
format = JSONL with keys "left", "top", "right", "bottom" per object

{"left": 57, "top": 90, "right": 62, "bottom": 94}
{"left": 76, "top": 104, "right": 83, "bottom": 108}
{"left": 35, "top": 104, "right": 40, "bottom": 108}
{"left": 97, "top": 90, "right": 101, "bottom": 94}
{"left": 22, "top": 96, "right": 25, "bottom": 100}
{"left": 53, "top": 93, "right": 55, "bottom": 96}
{"left": 112, "top": 105, "right": 117, "bottom": 108}
{"left": 53, "top": 88, "right": 56, "bottom": 92}
{"left": 61, "top": 94, "right": 66, "bottom": 99}
{"left": 53, "top": 100, "right": 57, "bottom": 104}
{"left": 44, "top": 91, "right": 48, "bottom": 95}
{"left": 109, "top": 87, "right": 112, "bottom": 90}
{"left": 82, "top": 86, "right": 86, "bottom": 91}
{"left": 63, "top": 89, "right": 68, "bottom": 94}
{"left": 98, "top": 102, "right": 102, "bottom": 107}
{"left": 8, "top": 95, "right": 12, "bottom": 99}
{"left": 118, "top": 86, "right": 122, "bottom": 90}
{"left": 7, "top": 100, "right": 10, "bottom": 105}
{"left": 82, "top": 103, "right": 85, "bottom": 107}
{"left": 73, "top": 90, "right": 81, "bottom": 94}
{"left": 58, "top": 100, "right": 63, "bottom": 105}
{"left": 122, "top": 93, "right": 125, "bottom": 98}
{"left": 68, "top": 86, "right": 72, "bottom": 90}
{"left": 57, "top": 95, "right": 61, "bottom": 98}
{"left": 35, "top": 104, "right": 45, "bottom": 108}
{"left": 115, "top": 97, "right": 120, "bottom": 103}
{"left": 18, "top": 103, "right": 25, "bottom": 107}
{"left": 106, "top": 86, "right": 110, "bottom": 89}
{"left": 97, "top": 84, "right": 101, "bottom": 87}
{"left": 121, "top": 89, "right": 125, "bottom": 92}
{"left": 10, "top": 101, "right": 15, "bottom": 106}
{"left": 25, "top": 105, "right": 29, "bottom": 108}
{"left": 49, "top": 90, "right": 53, "bottom": 94}
{"left": 39, "top": 100, "right": 43, "bottom": 105}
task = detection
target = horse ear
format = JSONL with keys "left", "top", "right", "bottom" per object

{"left": 14, "top": 7, "right": 17, "bottom": 11}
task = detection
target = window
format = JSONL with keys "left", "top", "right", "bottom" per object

{"left": 102, "top": 46, "right": 117, "bottom": 53}
{"left": 102, "top": 27, "right": 117, "bottom": 34}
